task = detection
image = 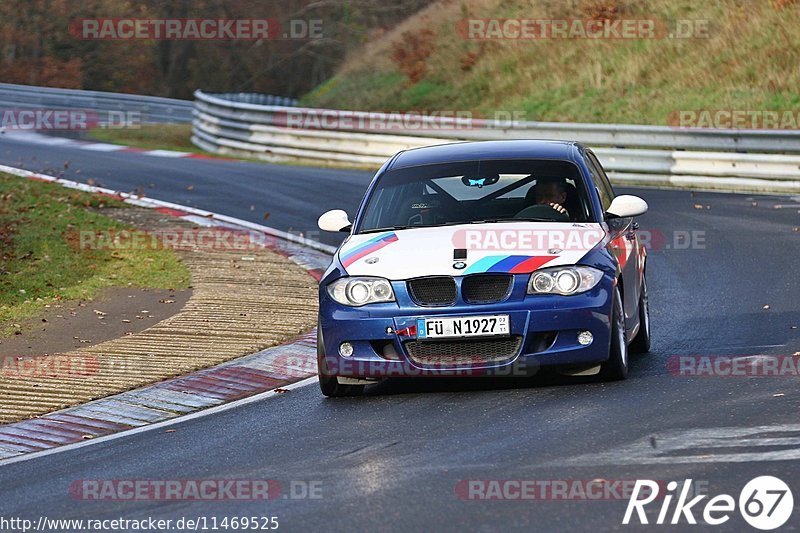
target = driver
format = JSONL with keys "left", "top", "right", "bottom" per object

{"left": 530, "top": 177, "right": 569, "bottom": 218}
{"left": 514, "top": 177, "right": 570, "bottom": 221}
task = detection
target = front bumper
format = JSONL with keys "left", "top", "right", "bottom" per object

{"left": 318, "top": 275, "right": 614, "bottom": 378}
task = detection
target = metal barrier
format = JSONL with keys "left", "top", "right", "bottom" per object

{"left": 192, "top": 90, "right": 800, "bottom": 193}
{"left": 0, "top": 83, "right": 193, "bottom": 124}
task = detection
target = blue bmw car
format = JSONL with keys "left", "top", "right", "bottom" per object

{"left": 316, "top": 140, "right": 650, "bottom": 396}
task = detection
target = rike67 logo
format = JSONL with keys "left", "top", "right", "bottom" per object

{"left": 624, "top": 476, "right": 793, "bottom": 530}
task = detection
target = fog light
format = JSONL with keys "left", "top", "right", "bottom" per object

{"left": 339, "top": 342, "right": 354, "bottom": 357}
{"left": 577, "top": 331, "right": 593, "bottom": 346}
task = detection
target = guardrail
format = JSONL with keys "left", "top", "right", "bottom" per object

{"left": 192, "top": 90, "right": 800, "bottom": 193}
{"left": 0, "top": 83, "right": 193, "bottom": 124}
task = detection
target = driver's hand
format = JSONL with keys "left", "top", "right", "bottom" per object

{"left": 549, "top": 202, "right": 568, "bottom": 216}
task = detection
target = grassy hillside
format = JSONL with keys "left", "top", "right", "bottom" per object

{"left": 303, "top": 0, "right": 800, "bottom": 125}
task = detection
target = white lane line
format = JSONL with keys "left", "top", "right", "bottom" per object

{"left": 561, "top": 424, "right": 800, "bottom": 465}
{"left": 145, "top": 149, "right": 191, "bottom": 158}
{"left": 81, "top": 142, "right": 126, "bottom": 152}
{"left": 0, "top": 376, "right": 318, "bottom": 468}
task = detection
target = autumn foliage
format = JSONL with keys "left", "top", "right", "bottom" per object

{"left": 0, "top": 0, "right": 433, "bottom": 98}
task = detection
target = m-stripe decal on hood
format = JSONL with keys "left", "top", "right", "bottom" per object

{"left": 463, "top": 255, "right": 558, "bottom": 275}
{"left": 340, "top": 232, "right": 398, "bottom": 268}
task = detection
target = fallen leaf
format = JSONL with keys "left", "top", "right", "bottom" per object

{"left": 165, "top": 429, "right": 177, "bottom": 434}
{"left": 186, "top": 185, "right": 194, "bottom": 191}
{"left": 263, "top": 212, "right": 271, "bottom": 220}
{"left": 274, "top": 388, "right": 289, "bottom": 394}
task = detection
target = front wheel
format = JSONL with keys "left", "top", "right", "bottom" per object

{"left": 317, "top": 325, "right": 364, "bottom": 397}
{"left": 598, "top": 285, "right": 628, "bottom": 381}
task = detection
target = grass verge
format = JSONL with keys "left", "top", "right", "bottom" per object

{"left": 0, "top": 173, "right": 191, "bottom": 337}
{"left": 303, "top": 0, "right": 800, "bottom": 125}
{"left": 88, "top": 124, "right": 198, "bottom": 153}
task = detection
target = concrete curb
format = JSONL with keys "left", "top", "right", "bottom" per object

{"left": 0, "top": 165, "right": 331, "bottom": 462}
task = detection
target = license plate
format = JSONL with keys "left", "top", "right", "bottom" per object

{"left": 417, "top": 315, "right": 510, "bottom": 340}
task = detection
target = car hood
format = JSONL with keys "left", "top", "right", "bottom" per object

{"left": 339, "top": 222, "right": 606, "bottom": 280}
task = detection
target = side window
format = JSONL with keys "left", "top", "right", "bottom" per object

{"left": 585, "top": 152, "right": 614, "bottom": 210}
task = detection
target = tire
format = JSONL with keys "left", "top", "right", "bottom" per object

{"left": 629, "top": 274, "right": 651, "bottom": 354}
{"left": 317, "top": 324, "right": 364, "bottom": 397}
{"left": 598, "top": 285, "right": 628, "bottom": 381}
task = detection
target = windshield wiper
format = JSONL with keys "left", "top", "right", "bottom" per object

{"left": 471, "top": 217, "right": 554, "bottom": 223}
{"left": 360, "top": 222, "right": 454, "bottom": 234}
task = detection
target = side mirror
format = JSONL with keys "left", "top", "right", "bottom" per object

{"left": 318, "top": 209, "right": 352, "bottom": 232}
{"left": 605, "top": 195, "right": 648, "bottom": 219}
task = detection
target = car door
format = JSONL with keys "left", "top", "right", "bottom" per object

{"left": 585, "top": 150, "right": 642, "bottom": 332}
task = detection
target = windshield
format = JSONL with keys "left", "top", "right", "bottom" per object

{"left": 357, "top": 159, "right": 593, "bottom": 233}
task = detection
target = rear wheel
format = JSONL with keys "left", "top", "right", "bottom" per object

{"left": 317, "top": 325, "right": 364, "bottom": 397}
{"left": 598, "top": 286, "right": 628, "bottom": 381}
{"left": 629, "top": 274, "right": 651, "bottom": 354}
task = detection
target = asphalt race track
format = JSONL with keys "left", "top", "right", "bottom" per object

{"left": 1, "top": 134, "right": 799, "bottom": 531}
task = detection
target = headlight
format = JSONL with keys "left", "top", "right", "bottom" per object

{"left": 327, "top": 277, "right": 396, "bottom": 306}
{"left": 527, "top": 266, "right": 603, "bottom": 296}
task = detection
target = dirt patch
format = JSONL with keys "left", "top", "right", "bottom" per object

{"left": 0, "top": 287, "right": 191, "bottom": 357}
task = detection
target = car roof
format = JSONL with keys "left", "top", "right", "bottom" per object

{"left": 387, "top": 140, "right": 583, "bottom": 170}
